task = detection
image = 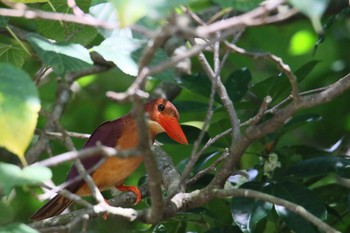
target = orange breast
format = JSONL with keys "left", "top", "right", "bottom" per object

{"left": 76, "top": 116, "right": 144, "bottom": 196}
{"left": 76, "top": 156, "right": 144, "bottom": 196}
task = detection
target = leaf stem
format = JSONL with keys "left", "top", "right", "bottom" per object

{"left": 47, "top": 0, "right": 64, "bottom": 26}
{"left": 6, "top": 26, "right": 31, "bottom": 55}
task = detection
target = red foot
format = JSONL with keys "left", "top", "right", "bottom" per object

{"left": 103, "top": 199, "right": 109, "bottom": 220}
{"left": 116, "top": 184, "right": 142, "bottom": 204}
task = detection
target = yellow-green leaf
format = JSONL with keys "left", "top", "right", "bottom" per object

{"left": 0, "top": 64, "right": 40, "bottom": 165}
{"left": 110, "top": 0, "right": 187, "bottom": 27}
{"left": 9, "top": 0, "right": 48, "bottom": 3}
{"left": 0, "top": 43, "right": 26, "bottom": 67}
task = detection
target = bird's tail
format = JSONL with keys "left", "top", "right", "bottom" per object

{"left": 30, "top": 194, "right": 73, "bottom": 221}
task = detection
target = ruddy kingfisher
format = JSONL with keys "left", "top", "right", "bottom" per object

{"left": 31, "top": 98, "right": 188, "bottom": 220}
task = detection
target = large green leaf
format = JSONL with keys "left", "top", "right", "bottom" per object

{"left": 93, "top": 32, "right": 174, "bottom": 80}
{"left": 263, "top": 180, "right": 327, "bottom": 233}
{"left": 294, "top": 60, "right": 319, "bottom": 82}
{"left": 179, "top": 73, "right": 212, "bottom": 98}
{"left": 289, "top": 0, "right": 330, "bottom": 33}
{"left": 231, "top": 182, "right": 273, "bottom": 233}
{"left": 132, "top": 48, "right": 175, "bottom": 81}
{"left": 157, "top": 125, "right": 209, "bottom": 145}
{"left": 0, "top": 162, "right": 52, "bottom": 196}
{"left": 89, "top": 1, "right": 128, "bottom": 38}
{"left": 35, "top": 0, "right": 97, "bottom": 45}
{"left": 110, "top": 0, "right": 188, "bottom": 27}
{"left": 0, "top": 17, "right": 8, "bottom": 27}
{"left": 0, "top": 201, "right": 13, "bottom": 225}
{"left": 0, "top": 43, "right": 25, "bottom": 67}
{"left": 0, "top": 223, "right": 38, "bottom": 233}
{"left": 287, "top": 156, "right": 350, "bottom": 179}
{"left": 10, "top": 0, "right": 47, "bottom": 2}
{"left": 213, "top": 0, "right": 262, "bottom": 11}
{"left": 252, "top": 60, "right": 319, "bottom": 104}
{"left": 225, "top": 68, "right": 252, "bottom": 103}
{"left": 193, "top": 151, "right": 221, "bottom": 174}
{"left": 280, "top": 113, "right": 321, "bottom": 134}
{"left": 252, "top": 74, "right": 289, "bottom": 105}
{"left": 27, "top": 33, "right": 93, "bottom": 76}
{"left": 93, "top": 35, "right": 142, "bottom": 76}
{"left": 0, "top": 64, "right": 40, "bottom": 164}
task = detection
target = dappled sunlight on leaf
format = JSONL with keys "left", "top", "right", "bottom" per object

{"left": 27, "top": 33, "right": 93, "bottom": 76}
{"left": 0, "top": 64, "right": 40, "bottom": 165}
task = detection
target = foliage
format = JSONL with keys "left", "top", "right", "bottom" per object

{"left": 0, "top": 0, "right": 349, "bottom": 233}
{"left": 0, "top": 64, "right": 40, "bottom": 165}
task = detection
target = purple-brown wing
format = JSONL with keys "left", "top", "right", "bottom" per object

{"left": 64, "top": 116, "right": 126, "bottom": 193}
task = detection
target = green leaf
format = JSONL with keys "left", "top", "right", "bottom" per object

{"left": 193, "top": 152, "right": 220, "bottom": 174}
{"left": 152, "top": 224, "right": 167, "bottom": 233}
{"left": 36, "top": 0, "right": 97, "bottom": 45}
{"left": 253, "top": 61, "right": 319, "bottom": 104}
{"left": 0, "top": 201, "right": 14, "bottom": 224}
{"left": 288, "top": 0, "right": 330, "bottom": 33}
{"left": 281, "top": 113, "right": 321, "bottom": 132}
{"left": 89, "top": 1, "right": 127, "bottom": 38}
{"left": 263, "top": 180, "right": 327, "bottom": 233}
{"left": 231, "top": 182, "right": 273, "bottom": 233}
{"left": 287, "top": 156, "right": 350, "bottom": 179}
{"left": 0, "top": 43, "right": 25, "bottom": 67}
{"left": 173, "top": 101, "right": 210, "bottom": 114}
{"left": 157, "top": 125, "right": 209, "bottom": 145}
{"left": 179, "top": 73, "right": 212, "bottom": 98}
{"left": 10, "top": 0, "right": 47, "bottom": 2}
{"left": 208, "top": 118, "right": 231, "bottom": 148}
{"left": 294, "top": 60, "right": 319, "bottom": 82}
{"left": 0, "top": 162, "right": 52, "bottom": 196}
{"left": 93, "top": 35, "right": 142, "bottom": 76}
{"left": 27, "top": 33, "right": 93, "bottom": 76}
{"left": 110, "top": 0, "right": 188, "bottom": 27}
{"left": 0, "top": 223, "right": 39, "bottom": 233}
{"left": 213, "top": 0, "right": 263, "bottom": 11}
{"left": 252, "top": 74, "right": 288, "bottom": 105}
{"left": 0, "top": 17, "right": 8, "bottom": 27}
{"left": 225, "top": 68, "right": 252, "bottom": 103}
{"left": 132, "top": 48, "right": 175, "bottom": 81}
{"left": 0, "top": 64, "right": 40, "bottom": 163}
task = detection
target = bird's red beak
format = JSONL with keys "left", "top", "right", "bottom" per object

{"left": 158, "top": 114, "right": 188, "bottom": 145}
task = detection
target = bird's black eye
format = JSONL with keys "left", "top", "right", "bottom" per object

{"left": 158, "top": 104, "right": 165, "bottom": 112}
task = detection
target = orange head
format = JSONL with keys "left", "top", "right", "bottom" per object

{"left": 145, "top": 98, "right": 188, "bottom": 145}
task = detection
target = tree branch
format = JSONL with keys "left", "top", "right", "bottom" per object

{"left": 196, "top": 0, "right": 296, "bottom": 36}
{"left": 212, "top": 72, "right": 350, "bottom": 187}
{"left": 213, "top": 188, "right": 340, "bottom": 233}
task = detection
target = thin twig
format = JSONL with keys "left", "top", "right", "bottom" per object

{"left": 241, "top": 96, "right": 272, "bottom": 127}
{"left": 196, "top": 0, "right": 294, "bottom": 36}
{"left": 266, "top": 86, "right": 329, "bottom": 114}
{"left": 40, "top": 130, "right": 90, "bottom": 139}
{"left": 66, "top": 0, "right": 85, "bottom": 17}
{"left": 1, "top": 1, "right": 117, "bottom": 29}
{"left": 186, "top": 151, "right": 228, "bottom": 187}
{"left": 26, "top": 80, "right": 72, "bottom": 164}
{"left": 195, "top": 44, "right": 241, "bottom": 143}
{"left": 31, "top": 145, "right": 139, "bottom": 168}
{"left": 39, "top": 157, "right": 107, "bottom": 201}
{"left": 180, "top": 34, "right": 220, "bottom": 182}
